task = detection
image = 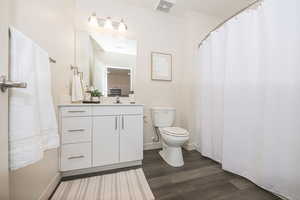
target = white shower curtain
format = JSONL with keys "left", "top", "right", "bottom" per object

{"left": 197, "top": 0, "right": 300, "bottom": 199}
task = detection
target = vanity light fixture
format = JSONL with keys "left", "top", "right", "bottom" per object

{"left": 88, "top": 13, "right": 128, "bottom": 32}
{"left": 104, "top": 17, "right": 114, "bottom": 30}
{"left": 88, "top": 13, "right": 98, "bottom": 27}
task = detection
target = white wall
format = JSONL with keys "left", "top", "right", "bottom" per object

{"left": 93, "top": 56, "right": 106, "bottom": 93}
{"left": 0, "top": 0, "right": 10, "bottom": 199}
{"left": 9, "top": 0, "right": 74, "bottom": 199}
{"left": 179, "top": 12, "right": 222, "bottom": 149}
{"left": 76, "top": 31, "right": 92, "bottom": 84}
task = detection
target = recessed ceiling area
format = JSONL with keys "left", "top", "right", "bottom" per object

{"left": 107, "top": 0, "right": 256, "bottom": 18}
{"left": 90, "top": 33, "right": 137, "bottom": 55}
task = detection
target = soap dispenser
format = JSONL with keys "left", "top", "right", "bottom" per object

{"left": 129, "top": 91, "right": 135, "bottom": 104}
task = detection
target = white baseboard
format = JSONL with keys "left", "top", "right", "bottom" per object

{"left": 38, "top": 172, "right": 61, "bottom": 200}
{"left": 183, "top": 142, "right": 196, "bottom": 151}
{"left": 144, "top": 142, "right": 162, "bottom": 150}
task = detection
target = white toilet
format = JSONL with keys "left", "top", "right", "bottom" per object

{"left": 151, "top": 107, "right": 189, "bottom": 167}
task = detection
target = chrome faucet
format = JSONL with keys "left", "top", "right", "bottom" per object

{"left": 115, "top": 96, "right": 121, "bottom": 104}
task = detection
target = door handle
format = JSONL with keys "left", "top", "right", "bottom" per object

{"left": 115, "top": 116, "right": 118, "bottom": 130}
{"left": 0, "top": 75, "right": 27, "bottom": 92}
{"left": 122, "top": 115, "right": 124, "bottom": 130}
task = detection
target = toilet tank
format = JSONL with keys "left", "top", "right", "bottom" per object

{"left": 151, "top": 107, "right": 176, "bottom": 128}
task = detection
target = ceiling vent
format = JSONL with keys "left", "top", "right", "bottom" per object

{"left": 155, "top": 0, "right": 176, "bottom": 13}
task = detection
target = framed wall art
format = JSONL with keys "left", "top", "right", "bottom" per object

{"left": 151, "top": 52, "right": 172, "bottom": 81}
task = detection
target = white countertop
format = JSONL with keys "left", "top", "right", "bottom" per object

{"left": 58, "top": 103, "right": 144, "bottom": 107}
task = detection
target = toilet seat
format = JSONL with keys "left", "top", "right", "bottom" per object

{"left": 160, "top": 127, "right": 189, "bottom": 137}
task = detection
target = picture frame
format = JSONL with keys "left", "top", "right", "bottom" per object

{"left": 151, "top": 52, "right": 172, "bottom": 81}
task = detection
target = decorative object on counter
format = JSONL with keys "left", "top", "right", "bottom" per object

{"left": 71, "top": 65, "right": 86, "bottom": 103}
{"left": 71, "top": 68, "right": 84, "bottom": 103}
{"left": 151, "top": 52, "right": 172, "bottom": 81}
{"left": 88, "top": 13, "right": 127, "bottom": 32}
{"left": 129, "top": 91, "right": 136, "bottom": 104}
{"left": 83, "top": 84, "right": 91, "bottom": 102}
{"left": 115, "top": 96, "right": 121, "bottom": 104}
{"left": 90, "top": 88, "right": 102, "bottom": 103}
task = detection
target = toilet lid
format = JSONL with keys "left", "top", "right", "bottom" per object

{"left": 161, "top": 127, "right": 189, "bottom": 137}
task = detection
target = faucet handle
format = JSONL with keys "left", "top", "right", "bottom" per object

{"left": 116, "top": 96, "right": 121, "bottom": 104}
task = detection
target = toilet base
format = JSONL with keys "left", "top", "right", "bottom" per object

{"left": 159, "top": 146, "right": 184, "bottom": 167}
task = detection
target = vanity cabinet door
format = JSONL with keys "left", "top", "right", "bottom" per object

{"left": 120, "top": 115, "right": 143, "bottom": 163}
{"left": 93, "top": 116, "right": 119, "bottom": 167}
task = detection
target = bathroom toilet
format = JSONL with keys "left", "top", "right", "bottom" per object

{"left": 151, "top": 107, "right": 189, "bottom": 167}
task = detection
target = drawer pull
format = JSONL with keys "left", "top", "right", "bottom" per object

{"left": 68, "top": 129, "right": 85, "bottom": 132}
{"left": 115, "top": 116, "right": 118, "bottom": 130}
{"left": 68, "top": 155, "right": 85, "bottom": 160}
{"left": 68, "top": 110, "right": 86, "bottom": 113}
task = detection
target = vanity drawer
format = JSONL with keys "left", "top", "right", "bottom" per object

{"left": 92, "top": 106, "right": 143, "bottom": 116}
{"left": 61, "top": 117, "right": 92, "bottom": 144}
{"left": 60, "top": 143, "right": 91, "bottom": 171}
{"left": 61, "top": 106, "right": 91, "bottom": 117}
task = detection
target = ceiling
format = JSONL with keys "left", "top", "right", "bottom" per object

{"left": 90, "top": 33, "right": 137, "bottom": 55}
{"left": 110, "top": 0, "right": 255, "bottom": 18}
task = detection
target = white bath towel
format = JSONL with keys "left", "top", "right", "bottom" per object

{"left": 9, "top": 27, "right": 59, "bottom": 170}
{"left": 71, "top": 73, "right": 84, "bottom": 102}
{"left": 35, "top": 43, "right": 60, "bottom": 150}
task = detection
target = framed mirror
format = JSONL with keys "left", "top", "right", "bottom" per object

{"left": 76, "top": 30, "right": 137, "bottom": 97}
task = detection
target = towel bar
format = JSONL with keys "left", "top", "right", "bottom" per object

{"left": 49, "top": 57, "right": 56, "bottom": 63}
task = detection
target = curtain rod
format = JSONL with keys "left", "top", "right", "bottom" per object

{"left": 198, "top": 0, "right": 263, "bottom": 48}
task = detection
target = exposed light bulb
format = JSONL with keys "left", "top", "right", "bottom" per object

{"left": 118, "top": 19, "right": 127, "bottom": 32}
{"left": 88, "top": 13, "right": 98, "bottom": 27}
{"left": 104, "top": 17, "right": 113, "bottom": 30}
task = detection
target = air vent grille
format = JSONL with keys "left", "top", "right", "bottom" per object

{"left": 155, "top": 0, "right": 176, "bottom": 13}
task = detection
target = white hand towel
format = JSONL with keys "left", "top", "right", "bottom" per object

{"left": 71, "top": 73, "right": 84, "bottom": 102}
{"left": 9, "top": 27, "right": 59, "bottom": 170}
{"left": 35, "top": 44, "right": 59, "bottom": 150}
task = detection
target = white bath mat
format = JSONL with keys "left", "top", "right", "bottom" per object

{"left": 51, "top": 168, "right": 155, "bottom": 200}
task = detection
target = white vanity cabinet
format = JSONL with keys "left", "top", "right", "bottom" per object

{"left": 119, "top": 114, "right": 143, "bottom": 163}
{"left": 93, "top": 115, "right": 119, "bottom": 166}
{"left": 58, "top": 104, "right": 144, "bottom": 174}
{"left": 93, "top": 114, "right": 143, "bottom": 166}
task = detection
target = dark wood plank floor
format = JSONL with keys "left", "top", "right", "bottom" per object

{"left": 143, "top": 149, "right": 281, "bottom": 200}
{"left": 56, "top": 149, "right": 281, "bottom": 200}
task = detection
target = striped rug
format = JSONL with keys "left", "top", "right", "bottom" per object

{"left": 51, "top": 169, "right": 155, "bottom": 200}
